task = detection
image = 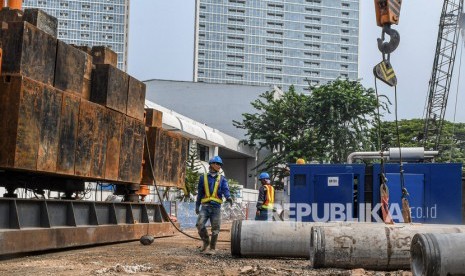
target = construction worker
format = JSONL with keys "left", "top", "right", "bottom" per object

{"left": 195, "top": 155, "right": 233, "bottom": 254}
{"left": 255, "top": 172, "right": 275, "bottom": 221}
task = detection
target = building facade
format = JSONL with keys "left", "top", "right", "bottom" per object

{"left": 194, "top": 0, "right": 359, "bottom": 92}
{"left": 23, "top": 0, "right": 130, "bottom": 70}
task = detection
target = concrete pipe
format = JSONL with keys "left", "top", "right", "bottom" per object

{"left": 231, "top": 220, "right": 372, "bottom": 258}
{"left": 231, "top": 220, "right": 313, "bottom": 258}
{"left": 310, "top": 224, "right": 465, "bottom": 270}
{"left": 411, "top": 233, "right": 465, "bottom": 276}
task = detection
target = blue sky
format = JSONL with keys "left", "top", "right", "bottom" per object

{"left": 127, "top": 1, "right": 465, "bottom": 122}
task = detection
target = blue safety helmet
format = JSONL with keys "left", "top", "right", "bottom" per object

{"left": 258, "top": 172, "right": 270, "bottom": 180}
{"left": 209, "top": 156, "right": 223, "bottom": 166}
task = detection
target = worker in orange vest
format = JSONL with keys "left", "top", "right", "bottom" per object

{"left": 195, "top": 156, "right": 232, "bottom": 254}
{"left": 255, "top": 172, "right": 275, "bottom": 221}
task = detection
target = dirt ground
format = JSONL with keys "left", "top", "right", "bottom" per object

{"left": 0, "top": 223, "right": 412, "bottom": 276}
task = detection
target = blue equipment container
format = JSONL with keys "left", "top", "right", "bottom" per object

{"left": 372, "top": 163, "right": 462, "bottom": 224}
{"left": 289, "top": 164, "right": 365, "bottom": 222}
{"left": 289, "top": 163, "right": 462, "bottom": 224}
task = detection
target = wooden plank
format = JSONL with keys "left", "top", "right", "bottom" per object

{"left": 74, "top": 100, "right": 98, "bottom": 177}
{"left": 145, "top": 108, "right": 163, "bottom": 128}
{"left": 91, "top": 64, "right": 129, "bottom": 114}
{"left": 89, "top": 105, "right": 109, "bottom": 179}
{"left": 54, "top": 40, "right": 92, "bottom": 99}
{"left": 126, "top": 76, "right": 146, "bottom": 121}
{"left": 56, "top": 93, "right": 80, "bottom": 175}
{"left": 0, "top": 21, "right": 57, "bottom": 85}
{"left": 0, "top": 76, "right": 43, "bottom": 170}
{"left": 91, "top": 46, "right": 117, "bottom": 67}
{"left": 37, "top": 85, "right": 62, "bottom": 172}
{"left": 105, "top": 110, "right": 123, "bottom": 181}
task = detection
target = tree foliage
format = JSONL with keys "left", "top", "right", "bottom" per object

{"left": 234, "top": 79, "right": 388, "bottom": 179}
{"left": 178, "top": 146, "right": 202, "bottom": 202}
{"left": 370, "top": 119, "right": 465, "bottom": 164}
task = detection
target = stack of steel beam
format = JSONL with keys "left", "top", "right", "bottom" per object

{"left": 0, "top": 8, "right": 146, "bottom": 185}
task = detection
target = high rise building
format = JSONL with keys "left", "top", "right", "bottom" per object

{"left": 194, "top": 0, "right": 359, "bottom": 92}
{"left": 23, "top": 0, "right": 130, "bottom": 71}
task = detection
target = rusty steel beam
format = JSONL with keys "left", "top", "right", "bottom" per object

{"left": 0, "top": 198, "right": 178, "bottom": 255}
{"left": 0, "top": 223, "right": 176, "bottom": 255}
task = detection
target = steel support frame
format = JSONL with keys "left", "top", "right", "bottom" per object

{"left": 0, "top": 198, "right": 177, "bottom": 255}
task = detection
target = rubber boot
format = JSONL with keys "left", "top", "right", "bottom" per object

{"left": 206, "top": 234, "right": 218, "bottom": 255}
{"left": 199, "top": 229, "right": 210, "bottom": 252}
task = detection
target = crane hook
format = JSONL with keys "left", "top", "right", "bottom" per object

{"left": 377, "top": 25, "right": 400, "bottom": 60}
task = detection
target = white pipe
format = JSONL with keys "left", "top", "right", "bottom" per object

{"left": 347, "top": 148, "right": 439, "bottom": 164}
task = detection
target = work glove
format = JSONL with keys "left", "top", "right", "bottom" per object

{"left": 226, "top": 198, "right": 233, "bottom": 206}
{"left": 195, "top": 205, "right": 200, "bottom": 215}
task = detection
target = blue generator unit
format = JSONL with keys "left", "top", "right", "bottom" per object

{"left": 289, "top": 163, "right": 463, "bottom": 224}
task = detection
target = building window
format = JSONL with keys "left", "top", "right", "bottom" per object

{"left": 227, "top": 64, "right": 244, "bottom": 68}
{"left": 229, "top": 8, "right": 245, "bottom": 13}
{"left": 305, "top": 34, "right": 321, "bottom": 39}
{"left": 228, "top": 17, "right": 245, "bottom": 23}
{"left": 229, "top": 0, "right": 246, "bottom": 4}
{"left": 197, "top": 144, "right": 209, "bottom": 162}
{"left": 267, "top": 3, "right": 284, "bottom": 8}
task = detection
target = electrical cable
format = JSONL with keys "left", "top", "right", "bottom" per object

{"left": 144, "top": 129, "right": 231, "bottom": 243}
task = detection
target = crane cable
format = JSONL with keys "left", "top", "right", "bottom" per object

{"left": 373, "top": 78, "right": 411, "bottom": 223}
{"left": 374, "top": 77, "right": 393, "bottom": 224}
{"left": 393, "top": 86, "right": 412, "bottom": 223}
{"left": 143, "top": 126, "right": 230, "bottom": 243}
{"left": 448, "top": 43, "right": 464, "bottom": 162}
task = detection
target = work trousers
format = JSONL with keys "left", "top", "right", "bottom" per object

{"left": 196, "top": 204, "right": 222, "bottom": 237}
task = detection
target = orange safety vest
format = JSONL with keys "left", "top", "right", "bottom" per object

{"left": 200, "top": 174, "right": 223, "bottom": 204}
{"left": 262, "top": 184, "right": 275, "bottom": 210}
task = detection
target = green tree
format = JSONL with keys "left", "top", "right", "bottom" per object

{"left": 234, "top": 79, "right": 388, "bottom": 179}
{"left": 228, "top": 179, "right": 241, "bottom": 201}
{"left": 178, "top": 146, "right": 202, "bottom": 202}
{"left": 309, "top": 79, "right": 388, "bottom": 163}
{"left": 370, "top": 119, "right": 465, "bottom": 164}
{"left": 233, "top": 85, "right": 315, "bottom": 181}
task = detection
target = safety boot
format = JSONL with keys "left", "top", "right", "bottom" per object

{"left": 199, "top": 232, "right": 210, "bottom": 252}
{"left": 205, "top": 234, "right": 218, "bottom": 255}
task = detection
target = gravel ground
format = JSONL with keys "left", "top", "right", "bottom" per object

{"left": 0, "top": 223, "right": 412, "bottom": 276}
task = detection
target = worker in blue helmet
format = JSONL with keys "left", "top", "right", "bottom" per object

{"left": 255, "top": 172, "right": 275, "bottom": 221}
{"left": 195, "top": 155, "right": 233, "bottom": 254}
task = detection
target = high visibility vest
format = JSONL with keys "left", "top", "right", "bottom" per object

{"left": 262, "top": 184, "right": 275, "bottom": 209}
{"left": 200, "top": 174, "right": 223, "bottom": 204}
